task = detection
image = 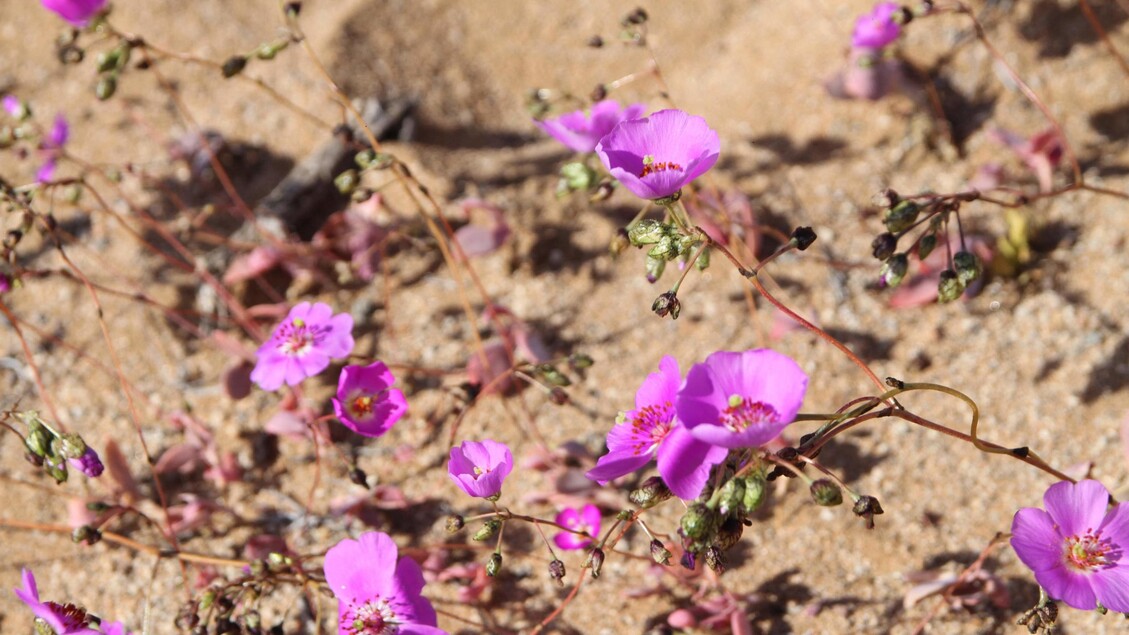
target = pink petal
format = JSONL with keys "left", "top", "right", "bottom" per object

{"left": 1044, "top": 480, "right": 1109, "bottom": 537}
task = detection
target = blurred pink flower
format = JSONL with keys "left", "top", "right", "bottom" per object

{"left": 250, "top": 301, "right": 354, "bottom": 391}
{"left": 554, "top": 504, "right": 601, "bottom": 551}
{"left": 41, "top": 0, "right": 106, "bottom": 26}
{"left": 989, "top": 127, "right": 1064, "bottom": 193}
{"left": 852, "top": 2, "right": 902, "bottom": 50}
{"left": 535, "top": 100, "right": 646, "bottom": 153}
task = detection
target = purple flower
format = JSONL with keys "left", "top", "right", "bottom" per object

{"left": 40, "top": 0, "right": 107, "bottom": 26}
{"left": 250, "top": 302, "right": 354, "bottom": 391}
{"left": 596, "top": 109, "right": 720, "bottom": 200}
{"left": 534, "top": 100, "right": 646, "bottom": 153}
{"left": 324, "top": 532, "right": 445, "bottom": 635}
{"left": 3, "top": 95, "right": 23, "bottom": 118}
{"left": 36, "top": 114, "right": 70, "bottom": 184}
{"left": 0, "top": 273, "right": 11, "bottom": 294}
{"left": 1011, "top": 480, "right": 1129, "bottom": 612}
{"left": 68, "top": 446, "right": 104, "bottom": 478}
{"left": 447, "top": 439, "right": 514, "bottom": 500}
{"left": 586, "top": 356, "right": 727, "bottom": 500}
{"left": 13, "top": 569, "right": 102, "bottom": 635}
{"left": 553, "top": 504, "right": 601, "bottom": 551}
{"left": 676, "top": 349, "right": 808, "bottom": 449}
{"left": 852, "top": 2, "right": 902, "bottom": 50}
{"left": 332, "top": 362, "right": 409, "bottom": 438}
{"left": 100, "top": 622, "right": 133, "bottom": 635}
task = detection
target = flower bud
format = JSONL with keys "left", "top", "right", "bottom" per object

{"left": 95, "top": 75, "right": 117, "bottom": 101}
{"left": 627, "top": 219, "right": 667, "bottom": 246}
{"left": 537, "top": 364, "right": 571, "bottom": 387}
{"left": 680, "top": 503, "right": 717, "bottom": 544}
{"left": 45, "top": 459, "right": 68, "bottom": 484}
{"left": 717, "top": 478, "right": 745, "bottom": 516}
{"left": 549, "top": 387, "right": 569, "bottom": 405}
{"left": 472, "top": 519, "right": 502, "bottom": 541}
{"left": 853, "top": 495, "right": 884, "bottom": 529}
{"left": 644, "top": 255, "right": 666, "bottom": 283}
{"left": 486, "top": 552, "right": 503, "bottom": 577}
{"left": 694, "top": 247, "right": 710, "bottom": 270}
{"left": 871, "top": 233, "right": 897, "bottom": 261}
{"left": 953, "top": 250, "right": 982, "bottom": 285}
{"left": 548, "top": 558, "right": 566, "bottom": 584}
{"left": 568, "top": 353, "right": 594, "bottom": 370}
{"left": 68, "top": 447, "right": 104, "bottom": 478}
{"left": 810, "top": 479, "right": 843, "bottom": 506}
{"left": 354, "top": 149, "right": 377, "bottom": 169}
{"left": 559, "top": 161, "right": 597, "bottom": 192}
{"left": 334, "top": 169, "right": 359, "bottom": 195}
{"left": 790, "top": 226, "right": 817, "bottom": 251}
{"left": 221, "top": 56, "right": 247, "bottom": 78}
{"left": 884, "top": 200, "right": 921, "bottom": 233}
{"left": 917, "top": 233, "right": 937, "bottom": 260}
{"left": 716, "top": 516, "right": 744, "bottom": 550}
{"left": 445, "top": 514, "right": 465, "bottom": 533}
{"left": 72, "top": 524, "right": 102, "bottom": 545}
{"left": 348, "top": 466, "right": 369, "bottom": 488}
{"left": 679, "top": 549, "right": 696, "bottom": 570}
{"left": 628, "top": 476, "right": 673, "bottom": 509}
{"left": 585, "top": 547, "right": 605, "bottom": 578}
{"left": 879, "top": 253, "right": 909, "bottom": 288}
{"left": 741, "top": 474, "right": 767, "bottom": 513}
{"left": 651, "top": 291, "right": 680, "bottom": 319}
{"left": 874, "top": 188, "right": 899, "bottom": 208}
{"left": 936, "top": 269, "right": 965, "bottom": 303}
{"left": 650, "top": 539, "right": 672, "bottom": 565}
{"left": 704, "top": 545, "right": 725, "bottom": 573}
{"left": 58, "top": 433, "right": 87, "bottom": 459}
{"left": 24, "top": 420, "right": 52, "bottom": 459}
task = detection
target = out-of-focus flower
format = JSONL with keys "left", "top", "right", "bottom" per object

{"left": 676, "top": 349, "right": 808, "bottom": 448}
{"left": 36, "top": 114, "right": 69, "bottom": 184}
{"left": 596, "top": 109, "right": 720, "bottom": 200}
{"left": 13, "top": 568, "right": 101, "bottom": 635}
{"left": 534, "top": 100, "right": 646, "bottom": 153}
{"left": 250, "top": 302, "right": 354, "bottom": 391}
{"left": 41, "top": 0, "right": 106, "bottom": 26}
{"left": 553, "top": 504, "right": 602, "bottom": 550}
{"left": 323, "top": 532, "right": 445, "bottom": 635}
{"left": 1011, "top": 479, "right": 1129, "bottom": 612}
{"left": 448, "top": 439, "right": 514, "bottom": 500}
{"left": 586, "top": 356, "right": 726, "bottom": 500}
{"left": 989, "top": 127, "right": 1064, "bottom": 193}
{"left": 332, "top": 361, "right": 408, "bottom": 438}
{"left": 852, "top": 2, "right": 902, "bottom": 50}
{"left": 67, "top": 446, "right": 103, "bottom": 478}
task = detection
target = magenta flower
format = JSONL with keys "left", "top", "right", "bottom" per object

{"left": 676, "top": 349, "right": 808, "bottom": 449}
{"left": 1011, "top": 480, "right": 1129, "bottom": 612}
{"left": 447, "top": 439, "right": 514, "bottom": 500}
{"left": 324, "top": 532, "right": 445, "bottom": 635}
{"left": 534, "top": 100, "right": 646, "bottom": 153}
{"left": 250, "top": 302, "right": 354, "bottom": 391}
{"left": 586, "top": 356, "right": 727, "bottom": 500}
{"left": 41, "top": 0, "right": 106, "bottom": 26}
{"left": 596, "top": 109, "right": 720, "bottom": 200}
{"left": 13, "top": 569, "right": 102, "bottom": 635}
{"left": 554, "top": 504, "right": 601, "bottom": 551}
{"left": 101, "top": 622, "right": 133, "bottom": 635}
{"left": 3, "top": 95, "right": 23, "bottom": 118}
{"left": 37, "top": 114, "right": 69, "bottom": 184}
{"left": 68, "top": 446, "right": 104, "bottom": 478}
{"left": 332, "top": 362, "right": 408, "bottom": 438}
{"left": 852, "top": 2, "right": 902, "bottom": 50}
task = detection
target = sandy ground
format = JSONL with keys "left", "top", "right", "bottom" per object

{"left": 1, "top": 0, "right": 1129, "bottom": 633}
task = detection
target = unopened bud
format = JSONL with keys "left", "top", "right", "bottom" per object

{"left": 644, "top": 255, "right": 666, "bottom": 283}
{"left": 72, "top": 525, "right": 102, "bottom": 545}
{"left": 221, "top": 56, "right": 247, "bottom": 78}
{"left": 549, "top": 387, "right": 570, "bottom": 405}
{"left": 695, "top": 247, "right": 710, "bottom": 270}
{"left": 679, "top": 549, "right": 696, "bottom": 571}
{"left": 871, "top": 233, "right": 897, "bottom": 261}
{"left": 568, "top": 353, "right": 594, "bottom": 370}
{"left": 354, "top": 149, "right": 377, "bottom": 170}
{"left": 45, "top": 459, "right": 68, "bottom": 484}
{"left": 548, "top": 558, "right": 566, "bottom": 584}
{"left": 559, "top": 161, "right": 596, "bottom": 192}
{"left": 590, "top": 83, "right": 607, "bottom": 102}
{"left": 24, "top": 421, "right": 52, "bottom": 459}
{"left": 884, "top": 200, "right": 921, "bottom": 233}
{"left": 95, "top": 75, "right": 117, "bottom": 101}
{"left": 255, "top": 40, "right": 288, "bottom": 60}
{"left": 585, "top": 547, "right": 605, "bottom": 578}
{"left": 717, "top": 478, "right": 745, "bottom": 516}
{"left": 348, "top": 466, "right": 369, "bottom": 487}
{"left": 445, "top": 514, "right": 465, "bottom": 533}
{"left": 627, "top": 219, "right": 667, "bottom": 246}
{"left": 58, "top": 433, "right": 87, "bottom": 459}
{"left": 334, "top": 169, "right": 359, "bottom": 195}
{"left": 537, "top": 364, "right": 571, "bottom": 387}
{"left": 936, "top": 269, "right": 965, "bottom": 303}
{"left": 879, "top": 253, "right": 909, "bottom": 288}
{"left": 953, "top": 250, "right": 982, "bottom": 285}
{"left": 651, "top": 291, "right": 680, "bottom": 319}
{"left": 610, "top": 228, "right": 630, "bottom": 255}
{"left": 628, "top": 476, "right": 673, "bottom": 509}
{"left": 790, "top": 226, "right": 817, "bottom": 251}
{"left": 704, "top": 545, "right": 725, "bottom": 573}
{"left": 650, "top": 539, "right": 672, "bottom": 565}
{"left": 680, "top": 503, "right": 717, "bottom": 544}
{"left": 917, "top": 233, "right": 937, "bottom": 259}
{"left": 810, "top": 479, "right": 843, "bottom": 506}
{"left": 622, "top": 7, "right": 648, "bottom": 24}
{"left": 742, "top": 474, "right": 767, "bottom": 513}
{"left": 472, "top": 519, "right": 502, "bottom": 541}
{"left": 874, "top": 188, "right": 899, "bottom": 208}
{"left": 716, "top": 517, "right": 744, "bottom": 550}
{"left": 852, "top": 495, "right": 884, "bottom": 529}
{"left": 284, "top": 1, "right": 302, "bottom": 17}
{"left": 486, "top": 552, "right": 503, "bottom": 577}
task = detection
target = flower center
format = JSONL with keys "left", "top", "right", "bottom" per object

{"left": 472, "top": 465, "right": 492, "bottom": 479}
{"left": 639, "top": 154, "right": 684, "bottom": 178}
{"left": 344, "top": 597, "right": 399, "bottom": 635}
{"left": 36, "top": 602, "right": 91, "bottom": 635}
{"left": 627, "top": 401, "right": 674, "bottom": 456}
{"left": 349, "top": 394, "right": 375, "bottom": 420}
{"left": 1063, "top": 529, "right": 1119, "bottom": 572}
{"left": 275, "top": 317, "right": 330, "bottom": 358}
{"left": 720, "top": 396, "right": 778, "bottom": 433}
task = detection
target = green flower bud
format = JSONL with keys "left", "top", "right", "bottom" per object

{"left": 334, "top": 169, "right": 359, "bottom": 195}
{"left": 647, "top": 236, "right": 678, "bottom": 261}
{"left": 537, "top": 364, "right": 571, "bottom": 387}
{"left": 45, "top": 459, "right": 68, "bottom": 484}
{"left": 95, "top": 75, "right": 117, "bottom": 101}
{"left": 72, "top": 525, "right": 102, "bottom": 545}
{"left": 568, "top": 353, "right": 594, "bottom": 370}
{"left": 627, "top": 219, "right": 667, "bottom": 246}
{"left": 644, "top": 254, "right": 666, "bottom": 283}
{"left": 695, "top": 247, "right": 710, "bottom": 270}
{"left": 354, "top": 149, "right": 377, "bottom": 170}
{"left": 486, "top": 552, "right": 502, "bottom": 577}
{"left": 953, "top": 250, "right": 982, "bottom": 285}
{"left": 936, "top": 269, "right": 965, "bottom": 303}
{"left": 879, "top": 253, "right": 909, "bottom": 288}
{"left": 717, "top": 478, "right": 745, "bottom": 516}
{"left": 650, "top": 539, "right": 672, "bottom": 565}
{"left": 680, "top": 503, "right": 717, "bottom": 544}
{"left": 559, "top": 161, "right": 597, "bottom": 192}
{"left": 24, "top": 420, "right": 52, "bottom": 459}
{"left": 741, "top": 474, "right": 767, "bottom": 513}
{"left": 628, "top": 476, "right": 673, "bottom": 509}
{"left": 917, "top": 233, "right": 937, "bottom": 260}
{"left": 472, "top": 519, "right": 502, "bottom": 541}
{"left": 445, "top": 514, "right": 465, "bottom": 533}
{"left": 884, "top": 200, "right": 921, "bottom": 233}
{"left": 810, "top": 479, "right": 843, "bottom": 506}
{"left": 58, "top": 433, "right": 87, "bottom": 459}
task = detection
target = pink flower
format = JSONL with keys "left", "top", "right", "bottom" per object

{"left": 332, "top": 362, "right": 409, "bottom": 438}
{"left": 323, "top": 532, "right": 445, "bottom": 635}
{"left": 40, "top": 0, "right": 106, "bottom": 26}
{"left": 553, "top": 504, "right": 601, "bottom": 551}
{"left": 676, "top": 349, "right": 808, "bottom": 448}
{"left": 67, "top": 446, "right": 104, "bottom": 478}
{"left": 596, "top": 109, "right": 720, "bottom": 200}
{"left": 250, "top": 302, "right": 354, "bottom": 391}
{"left": 1011, "top": 480, "right": 1129, "bottom": 612}
{"left": 852, "top": 2, "right": 902, "bottom": 50}
{"left": 534, "top": 100, "right": 646, "bottom": 153}
{"left": 13, "top": 568, "right": 102, "bottom": 635}
{"left": 586, "top": 356, "right": 727, "bottom": 500}
{"left": 36, "top": 114, "right": 69, "bottom": 184}
{"left": 3, "top": 95, "right": 23, "bottom": 118}
{"left": 448, "top": 439, "right": 514, "bottom": 500}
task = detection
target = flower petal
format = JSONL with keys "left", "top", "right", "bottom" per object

{"left": 324, "top": 532, "right": 397, "bottom": 604}
{"left": 585, "top": 451, "right": 652, "bottom": 485}
{"left": 1010, "top": 507, "right": 1065, "bottom": 573}
{"left": 1045, "top": 480, "right": 1109, "bottom": 537}
{"left": 656, "top": 425, "right": 728, "bottom": 499}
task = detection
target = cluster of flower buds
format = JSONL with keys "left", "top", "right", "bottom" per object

{"left": 17, "top": 410, "right": 103, "bottom": 483}
{"left": 674, "top": 469, "right": 768, "bottom": 570}
{"left": 871, "top": 190, "right": 982, "bottom": 302}
{"left": 627, "top": 218, "right": 709, "bottom": 282}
